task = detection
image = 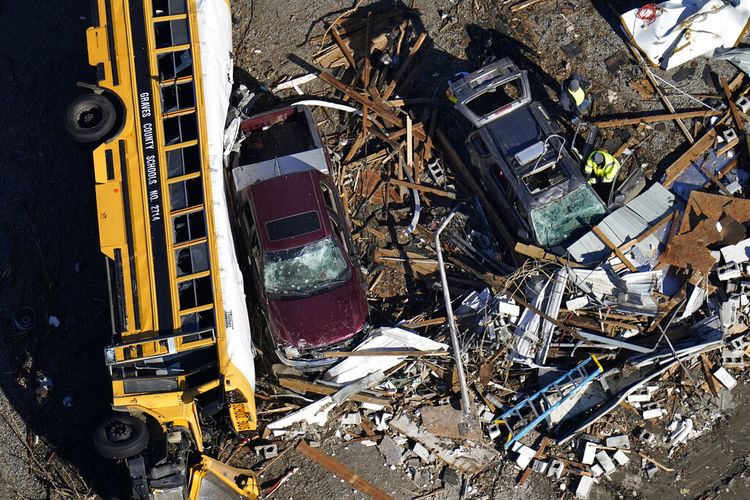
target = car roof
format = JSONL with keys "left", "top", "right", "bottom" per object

{"left": 249, "top": 169, "right": 331, "bottom": 251}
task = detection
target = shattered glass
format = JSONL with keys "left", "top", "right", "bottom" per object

{"left": 530, "top": 186, "right": 606, "bottom": 247}
{"left": 263, "top": 236, "right": 350, "bottom": 295}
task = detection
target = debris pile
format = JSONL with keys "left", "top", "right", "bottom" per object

{"left": 229, "top": 3, "right": 750, "bottom": 499}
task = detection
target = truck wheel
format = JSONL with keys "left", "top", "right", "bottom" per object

{"left": 64, "top": 93, "right": 116, "bottom": 143}
{"left": 94, "top": 415, "right": 149, "bottom": 460}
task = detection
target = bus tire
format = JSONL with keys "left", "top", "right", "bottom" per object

{"left": 64, "top": 93, "right": 116, "bottom": 143}
{"left": 94, "top": 415, "right": 149, "bottom": 460}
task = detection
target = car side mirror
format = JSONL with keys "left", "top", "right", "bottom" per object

{"left": 517, "top": 228, "right": 529, "bottom": 241}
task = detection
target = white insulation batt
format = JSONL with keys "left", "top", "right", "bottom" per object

{"left": 621, "top": 0, "right": 750, "bottom": 70}
{"left": 196, "top": 0, "right": 255, "bottom": 389}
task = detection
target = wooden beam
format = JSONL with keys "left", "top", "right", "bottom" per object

{"left": 277, "top": 377, "right": 391, "bottom": 407}
{"left": 518, "top": 437, "right": 552, "bottom": 485}
{"left": 721, "top": 77, "right": 744, "bottom": 133}
{"left": 592, "top": 226, "right": 638, "bottom": 272}
{"left": 626, "top": 40, "right": 694, "bottom": 143}
{"left": 619, "top": 212, "right": 675, "bottom": 252}
{"left": 662, "top": 128, "right": 717, "bottom": 187}
{"left": 514, "top": 242, "right": 584, "bottom": 268}
{"left": 382, "top": 33, "right": 428, "bottom": 100}
{"left": 388, "top": 178, "right": 455, "bottom": 198}
{"left": 297, "top": 442, "right": 394, "bottom": 500}
{"left": 436, "top": 128, "right": 520, "bottom": 264}
{"left": 594, "top": 109, "right": 721, "bottom": 128}
{"left": 323, "top": 350, "right": 449, "bottom": 358}
{"left": 511, "top": 0, "right": 552, "bottom": 12}
{"left": 330, "top": 26, "right": 357, "bottom": 70}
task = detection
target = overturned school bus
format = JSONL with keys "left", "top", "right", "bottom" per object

{"left": 65, "top": 0, "right": 259, "bottom": 498}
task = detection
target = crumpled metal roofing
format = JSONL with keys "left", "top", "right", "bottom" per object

{"left": 567, "top": 183, "right": 675, "bottom": 264}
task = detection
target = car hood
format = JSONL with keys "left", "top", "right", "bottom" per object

{"left": 267, "top": 278, "right": 368, "bottom": 349}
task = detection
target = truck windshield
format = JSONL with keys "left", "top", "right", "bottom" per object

{"left": 264, "top": 236, "right": 350, "bottom": 295}
{"left": 530, "top": 187, "right": 606, "bottom": 247}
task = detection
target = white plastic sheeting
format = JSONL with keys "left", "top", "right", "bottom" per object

{"left": 196, "top": 0, "right": 255, "bottom": 390}
{"left": 621, "top": 0, "right": 750, "bottom": 70}
{"left": 322, "top": 327, "right": 448, "bottom": 385}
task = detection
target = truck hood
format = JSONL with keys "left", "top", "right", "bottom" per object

{"left": 267, "top": 278, "right": 368, "bottom": 349}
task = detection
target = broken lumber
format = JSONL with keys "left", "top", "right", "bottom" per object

{"left": 594, "top": 109, "right": 721, "bottom": 128}
{"left": 436, "top": 129, "right": 520, "bottom": 265}
{"left": 591, "top": 226, "right": 638, "bottom": 272}
{"left": 662, "top": 128, "right": 717, "bottom": 187}
{"left": 514, "top": 242, "right": 584, "bottom": 268}
{"left": 625, "top": 39, "right": 694, "bottom": 143}
{"left": 297, "top": 442, "right": 394, "bottom": 500}
{"left": 388, "top": 178, "right": 455, "bottom": 198}
{"left": 277, "top": 376, "right": 391, "bottom": 407}
{"left": 323, "top": 349, "right": 449, "bottom": 358}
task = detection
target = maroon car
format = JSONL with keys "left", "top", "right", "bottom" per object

{"left": 229, "top": 105, "right": 369, "bottom": 370}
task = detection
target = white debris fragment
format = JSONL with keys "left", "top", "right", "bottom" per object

{"left": 713, "top": 367, "right": 738, "bottom": 390}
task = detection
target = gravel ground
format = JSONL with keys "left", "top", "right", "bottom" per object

{"left": 1, "top": 0, "right": 750, "bottom": 499}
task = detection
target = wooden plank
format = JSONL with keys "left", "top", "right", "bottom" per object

{"left": 297, "top": 442, "right": 394, "bottom": 500}
{"left": 382, "top": 33, "right": 428, "bottom": 100}
{"left": 594, "top": 109, "right": 721, "bottom": 128}
{"left": 387, "top": 178, "right": 455, "bottom": 198}
{"left": 511, "top": 0, "right": 552, "bottom": 12}
{"left": 323, "top": 350, "right": 449, "bottom": 358}
{"left": 436, "top": 129, "right": 520, "bottom": 264}
{"left": 518, "top": 437, "right": 551, "bottom": 485}
{"left": 721, "top": 77, "right": 744, "bottom": 133}
{"left": 330, "top": 26, "right": 357, "bottom": 70}
{"left": 619, "top": 211, "right": 675, "bottom": 252}
{"left": 277, "top": 377, "right": 391, "bottom": 407}
{"left": 424, "top": 109, "right": 438, "bottom": 161}
{"left": 662, "top": 129, "right": 717, "bottom": 188}
{"left": 592, "top": 226, "right": 638, "bottom": 272}
{"left": 700, "top": 353, "right": 719, "bottom": 397}
{"left": 625, "top": 39, "right": 694, "bottom": 143}
{"left": 514, "top": 242, "right": 584, "bottom": 268}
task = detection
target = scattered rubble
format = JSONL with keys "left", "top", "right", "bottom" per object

{"left": 230, "top": 2, "right": 750, "bottom": 497}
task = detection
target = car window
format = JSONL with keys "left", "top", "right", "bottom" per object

{"left": 529, "top": 187, "right": 606, "bottom": 247}
{"left": 265, "top": 211, "right": 321, "bottom": 241}
{"left": 263, "top": 236, "right": 351, "bottom": 296}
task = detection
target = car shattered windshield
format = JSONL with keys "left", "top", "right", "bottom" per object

{"left": 264, "top": 236, "right": 350, "bottom": 296}
{"left": 530, "top": 187, "right": 606, "bottom": 248}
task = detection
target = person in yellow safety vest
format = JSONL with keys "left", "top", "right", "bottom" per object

{"left": 585, "top": 150, "right": 620, "bottom": 185}
{"left": 560, "top": 75, "right": 592, "bottom": 119}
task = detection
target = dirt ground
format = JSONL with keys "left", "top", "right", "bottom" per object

{"left": 0, "top": 0, "right": 749, "bottom": 499}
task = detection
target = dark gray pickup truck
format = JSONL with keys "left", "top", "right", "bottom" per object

{"left": 450, "top": 59, "right": 609, "bottom": 249}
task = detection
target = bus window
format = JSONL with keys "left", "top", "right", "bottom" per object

{"left": 169, "top": 177, "right": 203, "bottom": 211}
{"left": 178, "top": 275, "right": 213, "bottom": 309}
{"left": 152, "top": 0, "right": 187, "bottom": 16}
{"left": 180, "top": 311, "right": 214, "bottom": 333}
{"left": 163, "top": 113, "right": 198, "bottom": 144}
{"left": 158, "top": 50, "right": 193, "bottom": 81}
{"left": 173, "top": 211, "right": 206, "bottom": 243}
{"left": 175, "top": 242, "right": 209, "bottom": 277}
{"left": 166, "top": 144, "right": 201, "bottom": 178}
{"left": 161, "top": 81, "right": 196, "bottom": 113}
{"left": 154, "top": 19, "right": 190, "bottom": 49}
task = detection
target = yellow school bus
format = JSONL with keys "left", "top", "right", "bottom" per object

{"left": 65, "top": 0, "right": 259, "bottom": 497}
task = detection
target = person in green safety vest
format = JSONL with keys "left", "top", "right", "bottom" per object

{"left": 585, "top": 150, "right": 620, "bottom": 185}
{"left": 560, "top": 75, "right": 591, "bottom": 120}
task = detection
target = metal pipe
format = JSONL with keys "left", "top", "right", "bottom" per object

{"left": 434, "top": 207, "right": 472, "bottom": 416}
